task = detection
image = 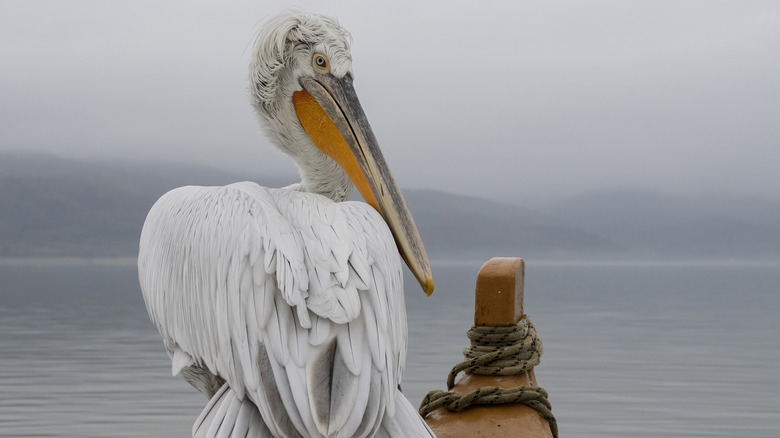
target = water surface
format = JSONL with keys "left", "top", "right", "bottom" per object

{"left": 1, "top": 258, "right": 778, "bottom": 437}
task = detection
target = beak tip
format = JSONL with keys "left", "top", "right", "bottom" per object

{"left": 422, "top": 276, "right": 434, "bottom": 296}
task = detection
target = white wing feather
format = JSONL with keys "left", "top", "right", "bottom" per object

{"left": 138, "top": 182, "right": 420, "bottom": 437}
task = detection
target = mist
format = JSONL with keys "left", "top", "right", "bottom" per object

{"left": 1, "top": 1, "right": 779, "bottom": 202}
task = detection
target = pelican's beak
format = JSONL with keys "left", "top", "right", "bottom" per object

{"left": 294, "top": 74, "right": 434, "bottom": 296}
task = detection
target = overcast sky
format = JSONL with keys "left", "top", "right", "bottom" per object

{"left": 1, "top": 1, "right": 779, "bottom": 202}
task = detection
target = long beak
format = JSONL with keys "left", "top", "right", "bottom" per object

{"left": 294, "top": 74, "right": 434, "bottom": 295}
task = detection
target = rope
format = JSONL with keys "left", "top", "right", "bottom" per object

{"left": 419, "top": 318, "right": 558, "bottom": 438}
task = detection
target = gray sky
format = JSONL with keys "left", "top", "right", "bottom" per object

{"left": 2, "top": 0, "right": 779, "bottom": 202}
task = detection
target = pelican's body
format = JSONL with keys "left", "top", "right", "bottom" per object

{"left": 138, "top": 10, "right": 434, "bottom": 438}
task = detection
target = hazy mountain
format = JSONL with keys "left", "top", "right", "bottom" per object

{"left": 0, "top": 153, "right": 293, "bottom": 257}
{"left": 0, "top": 153, "right": 615, "bottom": 259}
{"left": 405, "top": 190, "right": 619, "bottom": 259}
{"left": 1, "top": 154, "right": 778, "bottom": 260}
{"left": 541, "top": 189, "right": 780, "bottom": 258}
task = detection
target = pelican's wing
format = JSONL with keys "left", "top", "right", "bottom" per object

{"left": 192, "top": 384, "right": 434, "bottom": 438}
{"left": 138, "top": 182, "right": 416, "bottom": 437}
{"left": 192, "top": 383, "right": 270, "bottom": 438}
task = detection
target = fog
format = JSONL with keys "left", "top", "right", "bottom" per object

{"left": 2, "top": 0, "right": 779, "bottom": 202}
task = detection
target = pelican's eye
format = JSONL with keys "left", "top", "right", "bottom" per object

{"left": 312, "top": 53, "right": 330, "bottom": 73}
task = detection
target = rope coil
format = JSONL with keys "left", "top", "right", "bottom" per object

{"left": 419, "top": 318, "right": 558, "bottom": 438}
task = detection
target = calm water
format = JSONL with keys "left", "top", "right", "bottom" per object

{"left": 1, "top": 258, "right": 778, "bottom": 437}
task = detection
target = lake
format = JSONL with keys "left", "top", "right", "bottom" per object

{"left": 1, "top": 257, "right": 778, "bottom": 437}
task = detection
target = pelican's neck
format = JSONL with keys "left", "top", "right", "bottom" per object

{"left": 253, "top": 88, "right": 354, "bottom": 203}
{"left": 293, "top": 150, "right": 354, "bottom": 202}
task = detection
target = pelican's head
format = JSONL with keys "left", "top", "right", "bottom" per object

{"left": 248, "top": 10, "right": 433, "bottom": 295}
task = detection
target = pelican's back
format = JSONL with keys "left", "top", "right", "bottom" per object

{"left": 138, "top": 182, "right": 430, "bottom": 437}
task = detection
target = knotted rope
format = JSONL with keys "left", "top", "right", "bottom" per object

{"left": 419, "top": 318, "right": 558, "bottom": 438}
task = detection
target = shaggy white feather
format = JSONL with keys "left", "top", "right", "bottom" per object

{"left": 249, "top": 10, "right": 355, "bottom": 202}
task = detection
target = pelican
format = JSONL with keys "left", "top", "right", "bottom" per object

{"left": 137, "top": 10, "right": 435, "bottom": 438}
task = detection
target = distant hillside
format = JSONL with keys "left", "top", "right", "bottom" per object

{"left": 0, "top": 154, "right": 293, "bottom": 257}
{"left": 0, "top": 153, "right": 615, "bottom": 259}
{"left": 405, "top": 190, "right": 618, "bottom": 259}
{"left": 541, "top": 189, "right": 780, "bottom": 258}
{"left": 2, "top": 154, "right": 778, "bottom": 260}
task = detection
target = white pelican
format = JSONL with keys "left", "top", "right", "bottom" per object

{"left": 137, "top": 10, "right": 435, "bottom": 438}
